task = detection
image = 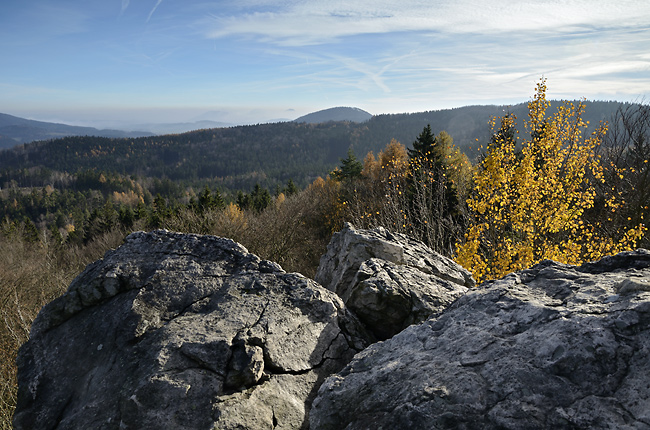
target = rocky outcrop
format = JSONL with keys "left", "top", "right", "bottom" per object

{"left": 315, "top": 223, "right": 473, "bottom": 339}
{"left": 14, "top": 230, "right": 370, "bottom": 430}
{"left": 310, "top": 250, "right": 650, "bottom": 429}
{"left": 16, "top": 225, "right": 650, "bottom": 430}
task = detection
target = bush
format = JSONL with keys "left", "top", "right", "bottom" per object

{"left": 456, "top": 79, "right": 646, "bottom": 282}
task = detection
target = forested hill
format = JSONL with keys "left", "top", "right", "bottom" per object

{"left": 294, "top": 107, "right": 372, "bottom": 123}
{"left": 0, "top": 122, "right": 358, "bottom": 191}
{"left": 0, "top": 101, "right": 626, "bottom": 191}
{"left": 0, "top": 113, "right": 153, "bottom": 148}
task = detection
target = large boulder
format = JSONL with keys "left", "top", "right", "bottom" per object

{"left": 315, "top": 223, "right": 473, "bottom": 339}
{"left": 310, "top": 250, "right": 650, "bottom": 429}
{"left": 14, "top": 230, "right": 370, "bottom": 430}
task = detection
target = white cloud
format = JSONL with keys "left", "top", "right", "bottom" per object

{"left": 204, "top": 0, "right": 650, "bottom": 45}
{"left": 121, "top": 0, "right": 130, "bottom": 15}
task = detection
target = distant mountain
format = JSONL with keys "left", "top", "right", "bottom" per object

{"left": 0, "top": 101, "right": 627, "bottom": 193}
{"left": 0, "top": 113, "right": 154, "bottom": 148}
{"left": 294, "top": 107, "right": 372, "bottom": 124}
{"left": 129, "top": 120, "right": 235, "bottom": 135}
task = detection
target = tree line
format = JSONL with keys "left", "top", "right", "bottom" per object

{"left": 329, "top": 80, "right": 647, "bottom": 281}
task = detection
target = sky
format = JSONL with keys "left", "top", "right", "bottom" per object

{"left": 1, "top": 0, "right": 649, "bottom": 128}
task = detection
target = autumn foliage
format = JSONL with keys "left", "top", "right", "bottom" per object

{"left": 456, "top": 79, "right": 646, "bottom": 282}
{"left": 331, "top": 130, "right": 471, "bottom": 255}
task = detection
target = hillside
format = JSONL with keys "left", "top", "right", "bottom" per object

{"left": 0, "top": 101, "right": 626, "bottom": 192}
{"left": 0, "top": 121, "right": 358, "bottom": 191}
{"left": 0, "top": 113, "right": 154, "bottom": 148}
{"left": 294, "top": 107, "right": 372, "bottom": 124}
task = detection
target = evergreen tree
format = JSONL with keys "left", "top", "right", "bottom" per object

{"left": 135, "top": 201, "right": 148, "bottom": 220}
{"left": 236, "top": 191, "right": 250, "bottom": 211}
{"left": 284, "top": 179, "right": 299, "bottom": 196}
{"left": 408, "top": 124, "right": 443, "bottom": 171}
{"left": 49, "top": 223, "right": 64, "bottom": 246}
{"left": 198, "top": 186, "right": 225, "bottom": 212}
{"left": 22, "top": 217, "right": 39, "bottom": 243}
{"left": 148, "top": 194, "right": 170, "bottom": 229}
{"left": 490, "top": 114, "right": 517, "bottom": 150}
{"left": 250, "top": 184, "right": 271, "bottom": 213}
{"left": 118, "top": 205, "right": 135, "bottom": 228}
{"left": 404, "top": 126, "right": 465, "bottom": 252}
{"left": 331, "top": 149, "right": 363, "bottom": 181}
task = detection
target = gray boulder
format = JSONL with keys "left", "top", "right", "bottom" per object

{"left": 315, "top": 223, "right": 473, "bottom": 339}
{"left": 310, "top": 250, "right": 650, "bottom": 429}
{"left": 14, "top": 230, "right": 370, "bottom": 430}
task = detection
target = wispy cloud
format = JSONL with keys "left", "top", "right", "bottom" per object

{"left": 2, "top": 0, "right": 648, "bottom": 125}
{"left": 327, "top": 55, "right": 399, "bottom": 93}
{"left": 204, "top": 0, "right": 650, "bottom": 46}
{"left": 147, "top": 0, "right": 164, "bottom": 23}
{"left": 121, "top": 0, "right": 130, "bottom": 15}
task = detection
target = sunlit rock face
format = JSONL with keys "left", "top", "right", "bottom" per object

{"left": 315, "top": 223, "right": 474, "bottom": 340}
{"left": 16, "top": 225, "right": 650, "bottom": 430}
{"left": 13, "top": 230, "right": 370, "bottom": 430}
{"left": 311, "top": 250, "right": 650, "bottom": 430}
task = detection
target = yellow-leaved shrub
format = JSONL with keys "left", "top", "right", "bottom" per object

{"left": 456, "top": 79, "right": 646, "bottom": 282}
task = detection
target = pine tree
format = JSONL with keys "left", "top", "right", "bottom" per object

{"left": 405, "top": 126, "right": 465, "bottom": 253}
{"left": 236, "top": 191, "right": 250, "bottom": 211}
{"left": 198, "top": 186, "right": 225, "bottom": 212}
{"left": 250, "top": 184, "right": 271, "bottom": 213}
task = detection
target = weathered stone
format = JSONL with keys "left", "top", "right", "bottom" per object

{"left": 310, "top": 250, "right": 650, "bottom": 430}
{"left": 14, "top": 230, "right": 370, "bottom": 430}
{"left": 19, "top": 224, "right": 649, "bottom": 429}
{"left": 315, "top": 223, "right": 472, "bottom": 339}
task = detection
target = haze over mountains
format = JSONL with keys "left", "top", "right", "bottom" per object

{"left": 294, "top": 107, "right": 372, "bottom": 124}
{"left": 0, "top": 113, "right": 155, "bottom": 148}
{"left": 0, "top": 107, "right": 371, "bottom": 149}
{"left": 0, "top": 102, "right": 622, "bottom": 151}
{"left": 0, "top": 101, "right": 628, "bottom": 193}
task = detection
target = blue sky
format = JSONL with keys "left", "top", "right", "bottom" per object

{"left": 1, "top": 0, "right": 649, "bottom": 127}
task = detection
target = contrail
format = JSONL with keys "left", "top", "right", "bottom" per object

{"left": 147, "top": 0, "right": 163, "bottom": 22}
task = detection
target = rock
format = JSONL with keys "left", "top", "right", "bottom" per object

{"left": 14, "top": 230, "right": 370, "bottom": 430}
{"left": 315, "top": 223, "right": 473, "bottom": 339}
{"left": 310, "top": 250, "right": 650, "bottom": 429}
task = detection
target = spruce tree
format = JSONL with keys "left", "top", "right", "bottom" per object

{"left": 284, "top": 179, "right": 299, "bottom": 196}
{"left": 406, "top": 125, "right": 464, "bottom": 253}
{"left": 408, "top": 124, "right": 443, "bottom": 171}
{"left": 332, "top": 149, "right": 363, "bottom": 181}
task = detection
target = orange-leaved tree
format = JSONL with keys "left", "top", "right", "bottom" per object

{"left": 456, "top": 78, "right": 646, "bottom": 282}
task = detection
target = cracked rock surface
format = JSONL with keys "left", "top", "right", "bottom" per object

{"left": 315, "top": 223, "right": 473, "bottom": 340}
{"left": 310, "top": 250, "right": 650, "bottom": 430}
{"left": 13, "top": 230, "right": 370, "bottom": 430}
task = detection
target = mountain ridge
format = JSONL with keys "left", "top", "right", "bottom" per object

{"left": 294, "top": 106, "right": 372, "bottom": 124}
{"left": 0, "top": 113, "right": 154, "bottom": 148}
{"left": 0, "top": 106, "right": 374, "bottom": 149}
{"left": 0, "top": 101, "right": 628, "bottom": 192}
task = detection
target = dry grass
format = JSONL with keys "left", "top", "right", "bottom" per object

{"left": 0, "top": 188, "right": 342, "bottom": 429}
{"left": 0, "top": 197, "right": 337, "bottom": 428}
{"left": 0, "top": 227, "right": 129, "bottom": 429}
{"left": 163, "top": 188, "right": 336, "bottom": 278}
